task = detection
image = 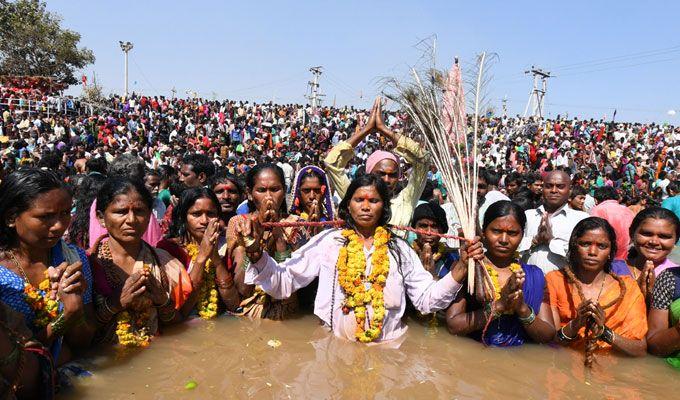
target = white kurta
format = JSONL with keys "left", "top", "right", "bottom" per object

{"left": 246, "top": 229, "right": 462, "bottom": 343}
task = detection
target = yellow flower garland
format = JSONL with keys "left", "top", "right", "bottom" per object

{"left": 337, "top": 227, "right": 391, "bottom": 343}
{"left": 116, "top": 311, "right": 151, "bottom": 347}
{"left": 23, "top": 271, "right": 59, "bottom": 328}
{"left": 485, "top": 262, "right": 522, "bottom": 301}
{"left": 116, "top": 263, "right": 152, "bottom": 347}
{"left": 185, "top": 243, "right": 218, "bottom": 320}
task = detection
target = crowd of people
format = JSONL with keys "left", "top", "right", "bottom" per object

{"left": 2, "top": 88, "right": 680, "bottom": 398}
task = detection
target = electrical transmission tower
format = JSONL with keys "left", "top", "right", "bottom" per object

{"left": 523, "top": 66, "right": 552, "bottom": 119}
{"left": 305, "top": 66, "right": 325, "bottom": 112}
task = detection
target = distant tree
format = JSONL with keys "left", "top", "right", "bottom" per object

{"left": 0, "top": 0, "right": 95, "bottom": 85}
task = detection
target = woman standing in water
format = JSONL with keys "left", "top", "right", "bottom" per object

{"left": 446, "top": 201, "right": 556, "bottom": 346}
{"left": 547, "top": 217, "right": 647, "bottom": 366}
{"left": 648, "top": 264, "right": 680, "bottom": 369}
{"left": 614, "top": 207, "right": 680, "bottom": 300}
{"left": 227, "top": 163, "right": 309, "bottom": 320}
{"left": 289, "top": 165, "right": 335, "bottom": 224}
{"left": 156, "top": 187, "right": 240, "bottom": 317}
{"left": 0, "top": 169, "right": 95, "bottom": 365}
{"left": 235, "top": 174, "right": 483, "bottom": 343}
{"left": 89, "top": 178, "right": 192, "bottom": 347}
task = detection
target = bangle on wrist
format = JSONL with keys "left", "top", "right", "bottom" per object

{"left": 599, "top": 326, "right": 615, "bottom": 345}
{"left": 557, "top": 325, "right": 575, "bottom": 342}
{"left": 518, "top": 305, "right": 536, "bottom": 325}
{"left": 154, "top": 295, "right": 172, "bottom": 308}
{"left": 49, "top": 313, "right": 68, "bottom": 336}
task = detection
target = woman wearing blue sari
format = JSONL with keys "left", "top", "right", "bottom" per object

{"left": 446, "top": 201, "right": 555, "bottom": 346}
{"left": 0, "top": 169, "right": 95, "bottom": 371}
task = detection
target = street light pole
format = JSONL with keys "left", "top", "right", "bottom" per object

{"left": 119, "top": 41, "right": 134, "bottom": 98}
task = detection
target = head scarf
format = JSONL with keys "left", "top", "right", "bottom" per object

{"left": 289, "top": 165, "right": 334, "bottom": 220}
{"left": 365, "top": 150, "right": 399, "bottom": 174}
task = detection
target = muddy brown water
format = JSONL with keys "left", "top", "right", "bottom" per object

{"left": 62, "top": 315, "right": 675, "bottom": 399}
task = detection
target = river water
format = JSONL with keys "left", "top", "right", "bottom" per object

{"left": 63, "top": 315, "right": 675, "bottom": 399}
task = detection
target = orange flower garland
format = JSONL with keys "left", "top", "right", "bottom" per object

{"left": 23, "top": 271, "right": 59, "bottom": 327}
{"left": 337, "top": 227, "right": 391, "bottom": 343}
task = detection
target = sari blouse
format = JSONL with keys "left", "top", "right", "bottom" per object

{"left": 90, "top": 241, "right": 192, "bottom": 343}
{"left": 546, "top": 270, "right": 647, "bottom": 351}
{"left": 0, "top": 240, "right": 92, "bottom": 331}
{"left": 467, "top": 263, "right": 545, "bottom": 347}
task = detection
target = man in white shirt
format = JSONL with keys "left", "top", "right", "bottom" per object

{"left": 519, "top": 170, "right": 588, "bottom": 274}
{"left": 277, "top": 157, "right": 294, "bottom": 192}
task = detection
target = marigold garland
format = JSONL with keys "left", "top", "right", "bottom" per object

{"left": 23, "top": 271, "right": 59, "bottom": 327}
{"left": 115, "top": 263, "right": 152, "bottom": 347}
{"left": 116, "top": 311, "right": 151, "bottom": 347}
{"left": 186, "top": 243, "right": 218, "bottom": 320}
{"left": 485, "top": 262, "right": 522, "bottom": 301}
{"left": 337, "top": 227, "right": 391, "bottom": 343}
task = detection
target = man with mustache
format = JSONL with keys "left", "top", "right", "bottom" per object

{"left": 518, "top": 170, "right": 588, "bottom": 274}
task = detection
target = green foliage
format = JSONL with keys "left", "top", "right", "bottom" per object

{"left": 0, "top": 0, "right": 95, "bottom": 85}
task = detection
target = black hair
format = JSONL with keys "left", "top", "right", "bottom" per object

{"left": 511, "top": 188, "right": 538, "bottom": 211}
{"left": 158, "top": 164, "right": 175, "bottom": 181}
{"left": 338, "top": 174, "right": 392, "bottom": 230}
{"left": 505, "top": 172, "right": 524, "bottom": 186}
{"left": 419, "top": 180, "right": 435, "bottom": 201}
{"left": 478, "top": 168, "right": 492, "bottom": 185}
{"left": 68, "top": 172, "right": 107, "bottom": 248}
{"left": 567, "top": 217, "right": 618, "bottom": 272}
{"left": 482, "top": 200, "right": 527, "bottom": 233}
{"left": 570, "top": 185, "right": 587, "bottom": 198}
{"left": 168, "top": 187, "right": 221, "bottom": 240}
{"left": 182, "top": 153, "right": 215, "bottom": 180}
{"left": 525, "top": 172, "right": 542, "bottom": 185}
{"left": 83, "top": 156, "right": 104, "bottom": 175}
{"left": 145, "top": 168, "right": 161, "bottom": 178}
{"left": 0, "top": 168, "right": 70, "bottom": 249}
{"left": 210, "top": 169, "right": 244, "bottom": 196}
{"left": 96, "top": 177, "right": 153, "bottom": 215}
{"left": 593, "top": 186, "right": 618, "bottom": 203}
{"left": 108, "top": 153, "right": 145, "bottom": 181}
{"left": 629, "top": 206, "right": 680, "bottom": 241}
{"left": 245, "top": 163, "right": 287, "bottom": 213}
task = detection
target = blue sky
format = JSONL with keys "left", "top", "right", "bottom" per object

{"left": 47, "top": 1, "right": 680, "bottom": 123}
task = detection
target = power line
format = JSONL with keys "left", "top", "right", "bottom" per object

{"left": 130, "top": 55, "right": 159, "bottom": 94}
{"left": 547, "top": 44, "right": 680, "bottom": 72}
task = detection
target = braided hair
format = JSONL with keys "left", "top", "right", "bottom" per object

{"left": 564, "top": 217, "right": 627, "bottom": 367}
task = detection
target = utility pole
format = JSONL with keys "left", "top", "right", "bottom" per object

{"left": 170, "top": 87, "right": 176, "bottom": 99}
{"left": 523, "top": 66, "right": 552, "bottom": 119}
{"left": 305, "top": 66, "right": 325, "bottom": 112}
{"left": 118, "top": 41, "right": 134, "bottom": 98}
{"left": 502, "top": 96, "right": 508, "bottom": 118}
